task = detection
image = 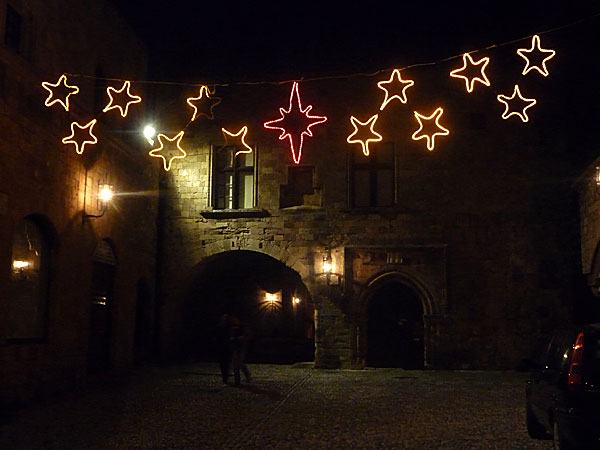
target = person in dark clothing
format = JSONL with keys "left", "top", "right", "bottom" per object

{"left": 230, "top": 316, "right": 251, "bottom": 386}
{"left": 215, "top": 314, "right": 231, "bottom": 384}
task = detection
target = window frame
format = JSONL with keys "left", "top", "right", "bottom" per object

{"left": 348, "top": 141, "right": 397, "bottom": 208}
{"left": 210, "top": 143, "right": 258, "bottom": 210}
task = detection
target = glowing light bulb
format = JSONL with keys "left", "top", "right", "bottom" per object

{"left": 99, "top": 185, "right": 113, "bottom": 202}
{"left": 143, "top": 125, "right": 156, "bottom": 144}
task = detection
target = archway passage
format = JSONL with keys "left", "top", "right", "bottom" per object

{"left": 367, "top": 281, "right": 424, "bottom": 368}
{"left": 184, "top": 251, "right": 314, "bottom": 364}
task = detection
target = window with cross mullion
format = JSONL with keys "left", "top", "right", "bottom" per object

{"left": 212, "top": 145, "right": 256, "bottom": 209}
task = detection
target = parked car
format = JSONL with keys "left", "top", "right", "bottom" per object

{"left": 526, "top": 323, "right": 600, "bottom": 449}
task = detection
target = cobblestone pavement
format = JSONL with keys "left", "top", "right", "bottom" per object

{"left": 0, "top": 363, "right": 552, "bottom": 450}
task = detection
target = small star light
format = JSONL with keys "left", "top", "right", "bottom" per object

{"left": 149, "top": 131, "right": 187, "bottom": 171}
{"left": 377, "top": 69, "right": 415, "bottom": 110}
{"left": 62, "top": 119, "right": 98, "bottom": 155}
{"left": 221, "top": 126, "right": 253, "bottom": 157}
{"left": 411, "top": 107, "right": 449, "bottom": 151}
{"left": 346, "top": 114, "right": 383, "bottom": 156}
{"left": 497, "top": 85, "right": 537, "bottom": 122}
{"left": 186, "top": 85, "right": 222, "bottom": 121}
{"left": 517, "top": 34, "right": 556, "bottom": 77}
{"left": 41, "top": 74, "right": 79, "bottom": 111}
{"left": 449, "top": 53, "right": 491, "bottom": 93}
{"left": 103, "top": 81, "right": 142, "bottom": 117}
{"left": 264, "top": 81, "right": 327, "bottom": 164}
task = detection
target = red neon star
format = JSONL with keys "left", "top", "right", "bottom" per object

{"left": 264, "top": 82, "right": 327, "bottom": 164}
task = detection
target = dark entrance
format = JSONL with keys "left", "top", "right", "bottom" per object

{"left": 184, "top": 251, "right": 314, "bottom": 364}
{"left": 87, "top": 240, "right": 116, "bottom": 373}
{"left": 367, "top": 281, "right": 424, "bottom": 368}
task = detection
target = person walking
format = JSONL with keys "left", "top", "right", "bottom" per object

{"left": 230, "top": 316, "right": 251, "bottom": 386}
{"left": 215, "top": 314, "right": 231, "bottom": 384}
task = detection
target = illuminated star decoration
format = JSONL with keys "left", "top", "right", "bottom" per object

{"left": 347, "top": 114, "right": 383, "bottom": 156}
{"left": 517, "top": 34, "right": 556, "bottom": 77}
{"left": 186, "top": 85, "right": 222, "bottom": 121}
{"left": 377, "top": 69, "right": 415, "bottom": 110}
{"left": 449, "top": 53, "right": 491, "bottom": 93}
{"left": 264, "top": 81, "right": 327, "bottom": 165}
{"left": 102, "top": 80, "right": 142, "bottom": 117}
{"left": 496, "top": 85, "right": 537, "bottom": 122}
{"left": 62, "top": 119, "right": 98, "bottom": 155}
{"left": 41, "top": 74, "right": 79, "bottom": 111}
{"left": 411, "top": 107, "right": 449, "bottom": 151}
{"left": 149, "top": 131, "right": 187, "bottom": 171}
{"left": 221, "top": 126, "right": 253, "bottom": 157}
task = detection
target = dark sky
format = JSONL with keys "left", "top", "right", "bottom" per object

{"left": 110, "top": 1, "right": 600, "bottom": 83}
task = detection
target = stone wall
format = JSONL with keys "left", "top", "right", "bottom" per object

{"left": 0, "top": 0, "right": 157, "bottom": 406}
{"left": 155, "top": 63, "right": 579, "bottom": 369}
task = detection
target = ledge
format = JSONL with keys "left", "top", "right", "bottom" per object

{"left": 199, "top": 209, "right": 271, "bottom": 219}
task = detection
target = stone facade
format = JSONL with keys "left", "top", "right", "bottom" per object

{"left": 0, "top": 0, "right": 158, "bottom": 406}
{"left": 154, "top": 65, "right": 579, "bottom": 369}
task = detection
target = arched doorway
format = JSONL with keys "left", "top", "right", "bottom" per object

{"left": 87, "top": 239, "right": 117, "bottom": 373}
{"left": 183, "top": 251, "right": 314, "bottom": 364}
{"left": 367, "top": 281, "right": 424, "bottom": 368}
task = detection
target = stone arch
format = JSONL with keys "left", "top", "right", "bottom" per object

{"left": 180, "top": 250, "right": 315, "bottom": 363}
{"left": 357, "top": 270, "right": 441, "bottom": 368}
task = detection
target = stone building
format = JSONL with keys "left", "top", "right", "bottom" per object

{"left": 0, "top": 0, "right": 158, "bottom": 406}
{"left": 151, "top": 38, "right": 581, "bottom": 370}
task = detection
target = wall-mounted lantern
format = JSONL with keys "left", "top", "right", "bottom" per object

{"left": 83, "top": 181, "right": 114, "bottom": 223}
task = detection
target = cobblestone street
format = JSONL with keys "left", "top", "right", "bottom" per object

{"left": 0, "top": 363, "right": 552, "bottom": 450}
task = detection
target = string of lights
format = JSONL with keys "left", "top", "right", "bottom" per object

{"left": 60, "top": 11, "right": 599, "bottom": 88}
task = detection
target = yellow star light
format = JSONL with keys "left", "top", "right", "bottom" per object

{"left": 347, "top": 114, "right": 383, "bottom": 156}
{"left": 517, "top": 34, "right": 556, "bottom": 77}
{"left": 449, "top": 53, "right": 491, "bottom": 93}
{"left": 102, "top": 81, "right": 142, "bottom": 117}
{"left": 411, "top": 107, "right": 449, "bottom": 151}
{"left": 41, "top": 74, "right": 79, "bottom": 111}
{"left": 149, "top": 131, "right": 187, "bottom": 171}
{"left": 221, "top": 126, "right": 253, "bottom": 157}
{"left": 62, "top": 119, "right": 98, "bottom": 155}
{"left": 496, "top": 85, "right": 537, "bottom": 122}
{"left": 377, "top": 69, "right": 415, "bottom": 110}
{"left": 187, "top": 85, "right": 222, "bottom": 121}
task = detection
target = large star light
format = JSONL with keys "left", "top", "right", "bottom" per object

{"left": 347, "top": 114, "right": 383, "bottom": 156}
{"left": 411, "top": 107, "right": 449, "bottom": 151}
{"left": 377, "top": 69, "right": 415, "bottom": 109}
{"left": 517, "top": 34, "right": 556, "bottom": 77}
{"left": 497, "top": 85, "right": 537, "bottom": 122}
{"left": 264, "top": 81, "right": 327, "bottom": 164}
{"left": 103, "top": 81, "right": 142, "bottom": 117}
{"left": 449, "top": 53, "right": 491, "bottom": 93}
{"left": 149, "top": 131, "right": 187, "bottom": 171}
{"left": 62, "top": 119, "right": 98, "bottom": 155}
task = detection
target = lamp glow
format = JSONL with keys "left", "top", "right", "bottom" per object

{"left": 411, "top": 107, "right": 449, "bottom": 151}
{"left": 99, "top": 185, "right": 113, "bottom": 203}
{"left": 12, "top": 260, "right": 30, "bottom": 271}
{"left": 143, "top": 125, "right": 156, "bottom": 144}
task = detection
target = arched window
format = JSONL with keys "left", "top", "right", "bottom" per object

{"left": 7, "top": 217, "right": 51, "bottom": 340}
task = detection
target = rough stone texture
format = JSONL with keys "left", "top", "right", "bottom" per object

{"left": 0, "top": 0, "right": 158, "bottom": 406}
{"left": 0, "top": 363, "right": 551, "bottom": 450}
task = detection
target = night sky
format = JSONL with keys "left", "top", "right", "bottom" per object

{"left": 110, "top": 1, "right": 600, "bottom": 83}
